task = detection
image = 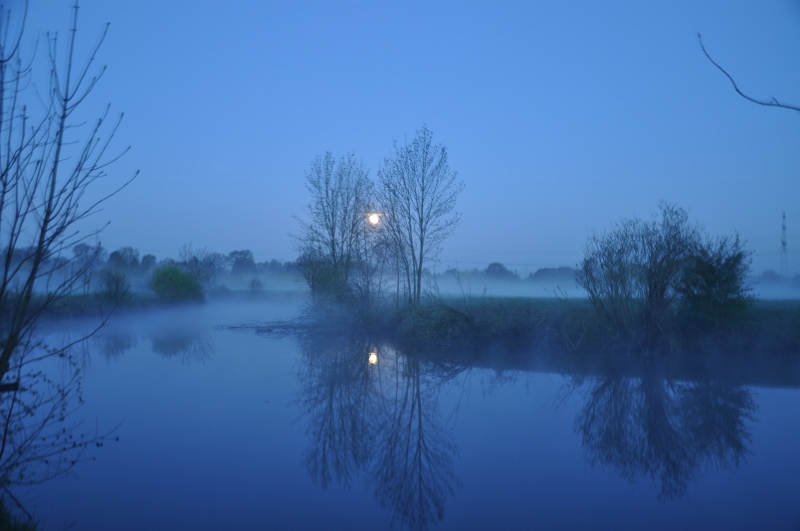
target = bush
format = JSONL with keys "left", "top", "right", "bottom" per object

{"left": 151, "top": 265, "right": 205, "bottom": 303}
{"left": 577, "top": 203, "right": 751, "bottom": 350}
{"left": 0, "top": 498, "right": 37, "bottom": 530}
{"left": 97, "top": 269, "right": 131, "bottom": 304}
{"left": 249, "top": 276, "right": 264, "bottom": 292}
{"left": 297, "top": 250, "right": 349, "bottom": 299}
{"left": 677, "top": 235, "right": 753, "bottom": 326}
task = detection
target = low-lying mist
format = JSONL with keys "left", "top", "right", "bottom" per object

{"left": 429, "top": 274, "right": 584, "bottom": 299}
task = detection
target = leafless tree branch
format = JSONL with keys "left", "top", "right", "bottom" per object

{"left": 698, "top": 33, "right": 800, "bottom": 113}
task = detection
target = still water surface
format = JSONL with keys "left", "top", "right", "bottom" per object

{"left": 21, "top": 295, "right": 800, "bottom": 530}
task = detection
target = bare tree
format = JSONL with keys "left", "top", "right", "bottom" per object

{"left": 0, "top": 0, "right": 131, "bottom": 493}
{"left": 178, "top": 243, "right": 223, "bottom": 287}
{"left": 377, "top": 125, "right": 464, "bottom": 305}
{"left": 698, "top": 33, "right": 800, "bottom": 113}
{"left": 0, "top": 0, "right": 136, "bottom": 381}
{"left": 295, "top": 151, "right": 373, "bottom": 297}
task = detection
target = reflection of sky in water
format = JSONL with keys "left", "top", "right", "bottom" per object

{"left": 20, "top": 299, "right": 800, "bottom": 530}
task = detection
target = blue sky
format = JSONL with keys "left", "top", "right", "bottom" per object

{"left": 25, "top": 0, "right": 800, "bottom": 275}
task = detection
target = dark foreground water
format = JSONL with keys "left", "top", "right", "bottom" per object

{"left": 17, "top": 296, "right": 800, "bottom": 530}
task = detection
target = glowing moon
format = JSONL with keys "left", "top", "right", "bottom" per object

{"left": 368, "top": 352, "right": 378, "bottom": 364}
{"left": 368, "top": 213, "right": 381, "bottom": 226}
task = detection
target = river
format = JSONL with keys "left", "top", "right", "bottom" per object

{"left": 13, "top": 294, "right": 800, "bottom": 530}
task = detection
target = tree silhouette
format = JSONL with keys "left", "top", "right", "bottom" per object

{"left": 0, "top": 0, "right": 129, "bottom": 497}
{"left": 377, "top": 126, "right": 464, "bottom": 305}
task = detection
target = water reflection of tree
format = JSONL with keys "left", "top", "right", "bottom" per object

{"left": 149, "top": 331, "right": 213, "bottom": 364}
{"left": 92, "top": 328, "right": 213, "bottom": 364}
{"left": 297, "top": 333, "right": 378, "bottom": 489}
{"left": 296, "top": 329, "right": 462, "bottom": 530}
{"left": 0, "top": 336, "right": 117, "bottom": 521}
{"left": 574, "top": 363, "right": 756, "bottom": 500}
{"left": 93, "top": 332, "right": 139, "bottom": 360}
{"left": 373, "top": 354, "right": 460, "bottom": 531}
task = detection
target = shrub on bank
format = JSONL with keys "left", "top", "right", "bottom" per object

{"left": 97, "top": 269, "right": 131, "bottom": 305}
{"left": 151, "top": 265, "right": 205, "bottom": 303}
{"left": 576, "top": 203, "right": 752, "bottom": 351}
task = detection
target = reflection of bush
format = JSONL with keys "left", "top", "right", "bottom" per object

{"left": 93, "top": 332, "right": 138, "bottom": 359}
{"left": 575, "top": 366, "right": 755, "bottom": 500}
{"left": 149, "top": 332, "right": 213, "bottom": 364}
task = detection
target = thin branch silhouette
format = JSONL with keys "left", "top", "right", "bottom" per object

{"left": 698, "top": 33, "right": 800, "bottom": 113}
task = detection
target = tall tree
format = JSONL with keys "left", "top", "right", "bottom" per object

{"left": 377, "top": 125, "right": 464, "bottom": 305}
{"left": 0, "top": 0, "right": 133, "bottom": 486}
{"left": 295, "top": 151, "right": 372, "bottom": 297}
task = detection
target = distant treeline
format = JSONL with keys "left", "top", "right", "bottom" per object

{"left": 447, "top": 263, "right": 578, "bottom": 283}
{"left": 1, "top": 242, "right": 306, "bottom": 312}
{"left": 448, "top": 262, "right": 800, "bottom": 292}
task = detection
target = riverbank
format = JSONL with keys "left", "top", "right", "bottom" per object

{"left": 273, "top": 294, "right": 800, "bottom": 360}
{"left": 35, "top": 288, "right": 800, "bottom": 360}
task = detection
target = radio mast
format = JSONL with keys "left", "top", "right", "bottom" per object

{"left": 781, "top": 211, "right": 788, "bottom": 278}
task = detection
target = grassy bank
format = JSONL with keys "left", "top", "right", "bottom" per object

{"left": 36, "top": 287, "right": 800, "bottom": 359}
{"left": 375, "top": 295, "right": 800, "bottom": 359}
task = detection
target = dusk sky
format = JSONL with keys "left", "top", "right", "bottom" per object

{"left": 25, "top": 0, "right": 800, "bottom": 276}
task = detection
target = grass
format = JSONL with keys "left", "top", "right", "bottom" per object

{"left": 0, "top": 498, "right": 37, "bottom": 531}
{"left": 382, "top": 295, "right": 800, "bottom": 359}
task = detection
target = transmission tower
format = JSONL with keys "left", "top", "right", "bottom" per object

{"left": 781, "top": 210, "right": 788, "bottom": 278}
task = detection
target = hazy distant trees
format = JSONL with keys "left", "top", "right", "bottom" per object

{"left": 141, "top": 254, "right": 157, "bottom": 272}
{"left": 228, "top": 249, "right": 257, "bottom": 276}
{"left": 178, "top": 244, "right": 224, "bottom": 287}
{"left": 577, "top": 203, "right": 752, "bottom": 350}
{"left": 377, "top": 126, "right": 464, "bottom": 305}
{"left": 108, "top": 247, "right": 141, "bottom": 271}
{"left": 484, "top": 262, "right": 519, "bottom": 280}
{"left": 72, "top": 242, "right": 106, "bottom": 294}
{"left": 295, "top": 152, "right": 373, "bottom": 298}
{"left": 529, "top": 266, "right": 577, "bottom": 284}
